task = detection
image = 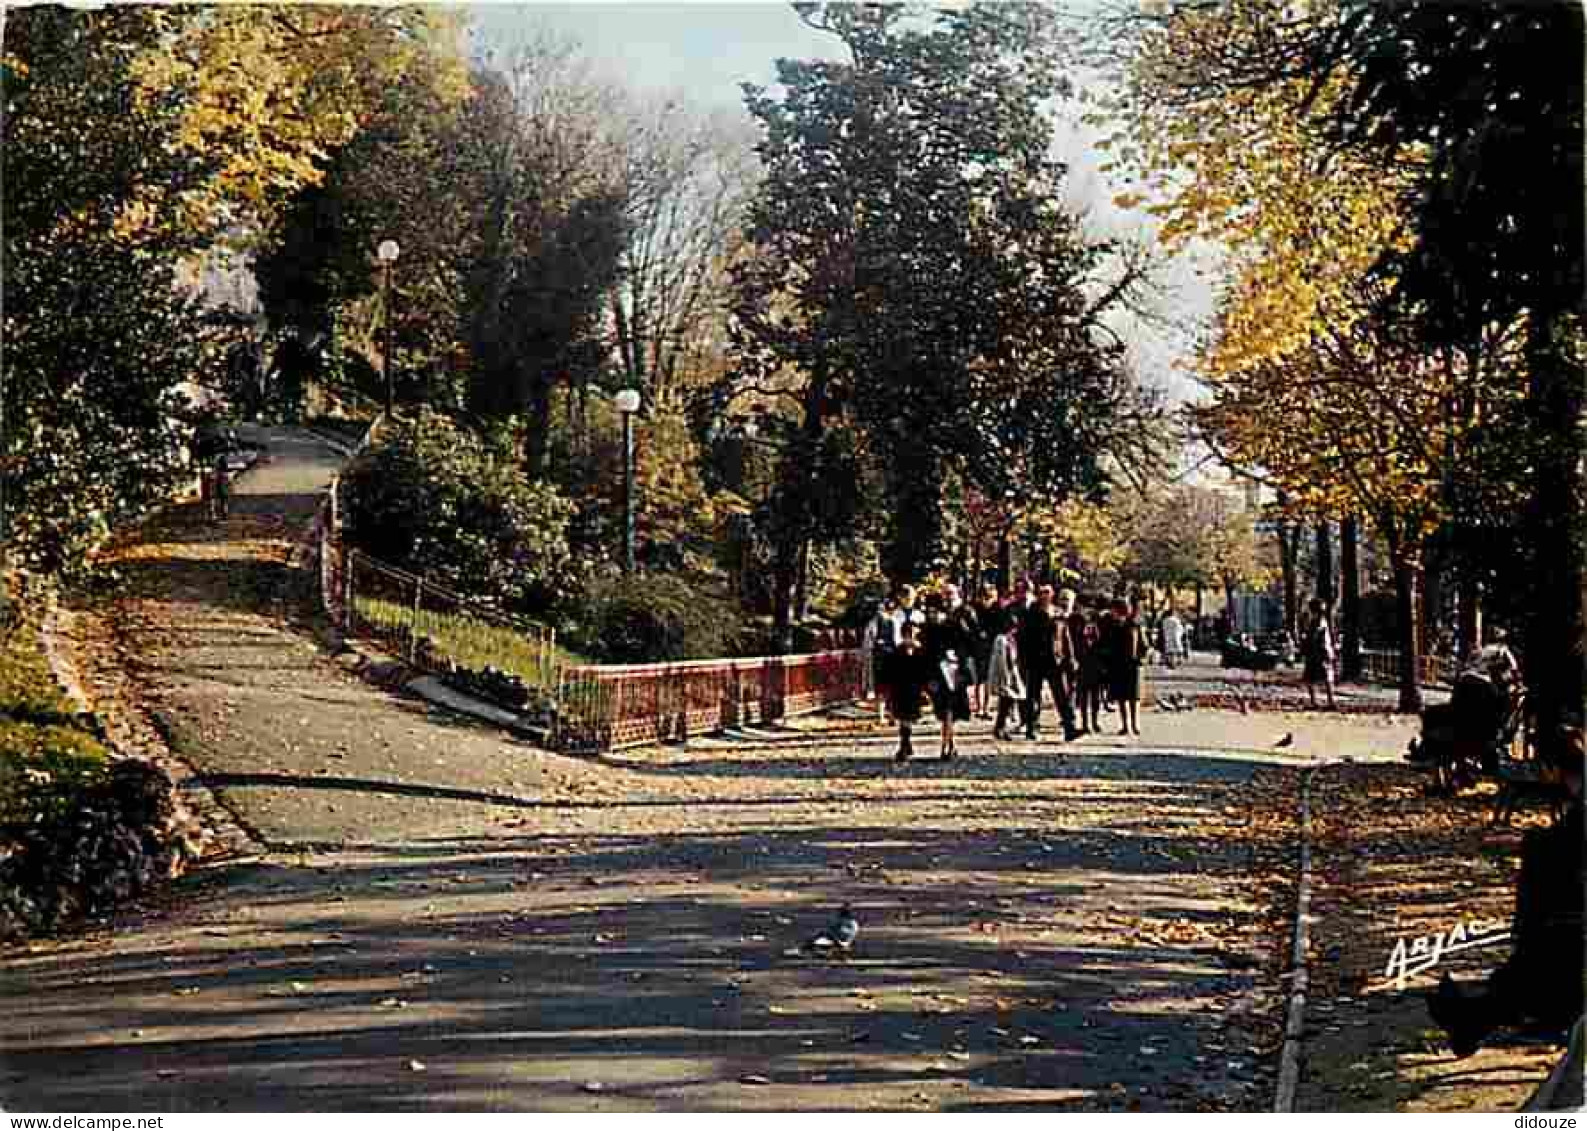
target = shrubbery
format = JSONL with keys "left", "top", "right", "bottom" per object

{"left": 0, "top": 760, "right": 207, "bottom": 942}
{"left": 341, "top": 410, "right": 579, "bottom": 617}
{"left": 0, "top": 575, "right": 204, "bottom": 943}
{"left": 0, "top": 578, "right": 114, "bottom": 827}
{"left": 573, "top": 573, "right": 746, "bottom": 664}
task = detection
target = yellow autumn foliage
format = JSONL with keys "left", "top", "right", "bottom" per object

{"left": 121, "top": 6, "right": 469, "bottom": 243}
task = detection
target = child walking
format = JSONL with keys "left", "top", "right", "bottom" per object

{"left": 985, "top": 619, "right": 1027, "bottom": 741}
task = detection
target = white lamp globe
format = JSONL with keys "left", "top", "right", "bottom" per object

{"left": 614, "top": 388, "right": 641, "bottom": 414}
{"left": 377, "top": 239, "right": 401, "bottom": 264}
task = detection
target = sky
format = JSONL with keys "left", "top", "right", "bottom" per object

{"left": 466, "top": 3, "right": 1218, "bottom": 408}
{"left": 469, "top": 3, "right": 845, "bottom": 105}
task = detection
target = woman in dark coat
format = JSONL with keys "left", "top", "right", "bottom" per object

{"left": 1301, "top": 597, "right": 1337, "bottom": 710}
{"left": 889, "top": 621, "right": 932, "bottom": 761}
{"left": 924, "top": 598, "right": 973, "bottom": 760}
{"left": 1100, "top": 598, "right": 1149, "bottom": 736}
{"left": 971, "top": 584, "right": 1002, "bottom": 718}
{"left": 1071, "top": 600, "right": 1103, "bottom": 735}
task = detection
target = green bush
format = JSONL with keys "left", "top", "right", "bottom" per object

{"left": 0, "top": 581, "right": 113, "bottom": 828}
{"left": 341, "top": 409, "right": 579, "bottom": 617}
{"left": 576, "top": 573, "right": 745, "bottom": 664}
{"left": 0, "top": 720, "right": 110, "bottom": 825}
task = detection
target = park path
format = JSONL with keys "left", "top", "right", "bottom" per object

{"left": 54, "top": 424, "right": 619, "bottom": 849}
{"left": 2, "top": 428, "right": 1429, "bottom": 1111}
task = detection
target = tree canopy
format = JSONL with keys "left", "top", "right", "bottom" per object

{"left": 2, "top": 5, "right": 466, "bottom": 572}
{"left": 1099, "top": 0, "right": 1584, "bottom": 716}
{"left": 729, "top": 2, "right": 1157, "bottom": 641}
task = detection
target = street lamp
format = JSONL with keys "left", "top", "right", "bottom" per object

{"left": 615, "top": 387, "right": 641, "bottom": 573}
{"left": 376, "top": 239, "right": 400, "bottom": 416}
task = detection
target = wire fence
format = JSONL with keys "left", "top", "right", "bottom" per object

{"left": 302, "top": 415, "right": 562, "bottom": 722}
{"left": 341, "top": 548, "right": 560, "bottom": 716}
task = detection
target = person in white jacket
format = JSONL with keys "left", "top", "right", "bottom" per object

{"left": 986, "top": 620, "right": 1027, "bottom": 741}
{"left": 1159, "top": 609, "right": 1185, "bottom": 669}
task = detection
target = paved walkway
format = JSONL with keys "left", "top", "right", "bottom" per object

{"left": 1145, "top": 653, "right": 1447, "bottom": 711}
{"left": 2, "top": 427, "right": 1429, "bottom": 1112}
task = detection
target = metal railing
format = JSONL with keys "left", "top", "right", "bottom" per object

{"left": 300, "top": 416, "right": 865, "bottom": 749}
{"left": 554, "top": 649, "right": 866, "bottom": 753}
{"left": 304, "top": 415, "right": 560, "bottom": 717}
{"left": 341, "top": 547, "right": 560, "bottom": 705}
{"left": 302, "top": 413, "right": 384, "bottom": 627}
{"left": 1359, "top": 648, "right": 1457, "bottom": 688}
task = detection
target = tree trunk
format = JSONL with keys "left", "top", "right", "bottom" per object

{"left": 771, "top": 367, "right": 831, "bottom": 655}
{"left": 1457, "top": 576, "right": 1483, "bottom": 662}
{"left": 1340, "top": 515, "right": 1363, "bottom": 682}
{"left": 794, "top": 538, "right": 812, "bottom": 622}
{"left": 1522, "top": 311, "right": 1586, "bottom": 738}
{"left": 1391, "top": 545, "right": 1425, "bottom": 714}
{"left": 997, "top": 526, "right": 1013, "bottom": 591}
{"left": 1421, "top": 554, "right": 1443, "bottom": 656}
{"left": 1277, "top": 522, "right": 1300, "bottom": 638}
{"left": 771, "top": 543, "right": 799, "bottom": 655}
{"left": 522, "top": 374, "right": 556, "bottom": 480}
{"left": 1315, "top": 521, "right": 1335, "bottom": 609}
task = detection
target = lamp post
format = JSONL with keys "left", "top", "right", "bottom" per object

{"left": 615, "top": 388, "right": 641, "bottom": 573}
{"left": 376, "top": 239, "right": 400, "bottom": 416}
{"left": 740, "top": 419, "right": 765, "bottom": 602}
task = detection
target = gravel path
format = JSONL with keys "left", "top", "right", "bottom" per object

{"left": 1, "top": 427, "right": 1428, "bottom": 1112}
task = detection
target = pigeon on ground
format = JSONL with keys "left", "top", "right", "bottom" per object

{"left": 805, "top": 904, "right": 860, "bottom": 953}
{"left": 1274, "top": 733, "right": 1295, "bottom": 748}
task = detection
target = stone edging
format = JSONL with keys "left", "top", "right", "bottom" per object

{"left": 1274, "top": 766, "right": 1316, "bottom": 1112}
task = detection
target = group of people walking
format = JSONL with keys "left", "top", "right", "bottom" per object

{"left": 863, "top": 578, "right": 1153, "bottom": 761}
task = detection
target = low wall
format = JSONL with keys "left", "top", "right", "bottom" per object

{"left": 554, "top": 649, "right": 866, "bottom": 753}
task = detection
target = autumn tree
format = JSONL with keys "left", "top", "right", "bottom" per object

{"left": 1, "top": 5, "right": 465, "bottom": 573}
{"left": 1097, "top": 0, "right": 1552, "bottom": 709}
{"left": 1122, "top": 484, "right": 1269, "bottom": 615}
{"left": 609, "top": 102, "right": 756, "bottom": 425}
{"left": 253, "top": 60, "right": 475, "bottom": 414}
{"left": 458, "top": 54, "right": 631, "bottom": 477}
{"left": 1318, "top": 0, "right": 1586, "bottom": 732}
{"left": 730, "top": 2, "right": 1154, "bottom": 648}
{"left": 1192, "top": 292, "right": 1453, "bottom": 711}
{"left": 254, "top": 35, "right": 633, "bottom": 478}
